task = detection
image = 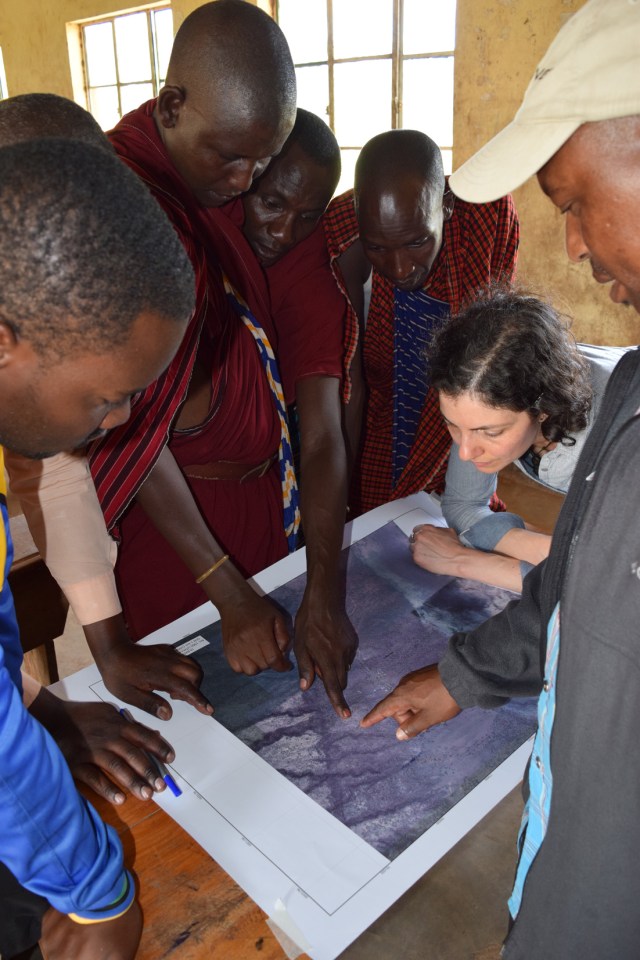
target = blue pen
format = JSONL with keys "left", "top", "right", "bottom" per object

{"left": 120, "top": 708, "right": 182, "bottom": 798}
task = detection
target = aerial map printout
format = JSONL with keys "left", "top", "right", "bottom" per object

{"left": 176, "top": 520, "right": 536, "bottom": 862}
{"left": 61, "top": 499, "right": 537, "bottom": 959}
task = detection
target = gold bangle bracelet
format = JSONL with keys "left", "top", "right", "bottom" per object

{"left": 195, "top": 554, "right": 229, "bottom": 584}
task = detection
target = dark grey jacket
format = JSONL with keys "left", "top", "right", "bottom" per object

{"left": 439, "top": 347, "right": 640, "bottom": 959}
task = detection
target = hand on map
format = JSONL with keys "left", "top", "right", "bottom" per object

{"left": 29, "top": 687, "right": 177, "bottom": 804}
{"left": 410, "top": 525, "right": 468, "bottom": 577}
{"left": 294, "top": 591, "right": 358, "bottom": 719}
{"left": 360, "top": 664, "right": 461, "bottom": 740}
{"left": 220, "top": 589, "right": 293, "bottom": 675}
{"left": 40, "top": 900, "right": 142, "bottom": 960}
{"left": 96, "top": 639, "right": 212, "bottom": 721}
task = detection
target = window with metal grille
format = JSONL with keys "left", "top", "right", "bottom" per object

{"left": 80, "top": 6, "right": 173, "bottom": 131}
{"left": 276, "top": 0, "right": 456, "bottom": 193}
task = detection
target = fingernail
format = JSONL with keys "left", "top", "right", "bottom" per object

{"left": 342, "top": 709, "right": 351, "bottom": 720}
{"left": 154, "top": 777, "right": 165, "bottom": 792}
{"left": 396, "top": 729, "right": 409, "bottom": 741}
{"left": 165, "top": 751, "right": 176, "bottom": 763}
{"left": 114, "top": 793, "right": 125, "bottom": 805}
{"left": 141, "top": 786, "right": 153, "bottom": 799}
{"left": 300, "top": 678, "right": 309, "bottom": 690}
{"left": 158, "top": 706, "right": 171, "bottom": 721}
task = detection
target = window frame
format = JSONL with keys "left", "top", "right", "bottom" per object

{"left": 79, "top": 4, "right": 171, "bottom": 125}
{"left": 274, "top": 0, "right": 455, "bottom": 153}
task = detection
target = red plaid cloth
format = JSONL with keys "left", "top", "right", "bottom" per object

{"left": 323, "top": 187, "right": 519, "bottom": 514}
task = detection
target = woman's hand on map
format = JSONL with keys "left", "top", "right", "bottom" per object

{"left": 360, "top": 664, "right": 461, "bottom": 740}
{"left": 410, "top": 525, "right": 469, "bottom": 578}
{"left": 29, "top": 686, "right": 176, "bottom": 804}
{"left": 219, "top": 588, "right": 293, "bottom": 676}
{"left": 294, "top": 590, "right": 358, "bottom": 720}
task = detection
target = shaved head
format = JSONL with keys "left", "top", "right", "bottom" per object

{"left": 167, "top": 0, "right": 296, "bottom": 127}
{"left": 354, "top": 131, "right": 451, "bottom": 290}
{"left": 354, "top": 130, "right": 445, "bottom": 211}
{"left": 157, "top": 0, "right": 296, "bottom": 206}
{"left": 0, "top": 93, "right": 109, "bottom": 149}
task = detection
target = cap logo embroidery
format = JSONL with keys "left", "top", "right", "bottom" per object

{"left": 534, "top": 67, "right": 553, "bottom": 81}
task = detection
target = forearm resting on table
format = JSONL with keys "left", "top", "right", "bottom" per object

{"left": 493, "top": 527, "right": 551, "bottom": 566}
{"left": 447, "top": 530, "right": 550, "bottom": 592}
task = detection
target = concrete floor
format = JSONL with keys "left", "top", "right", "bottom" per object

{"left": 21, "top": 462, "right": 563, "bottom": 960}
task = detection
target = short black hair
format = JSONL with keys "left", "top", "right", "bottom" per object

{"left": 0, "top": 138, "right": 194, "bottom": 358}
{"left": 0, "top": 93, "right": 109, "bottom": 149}
{"left": 289, "top": 108, "right": 341, "bottom": 188}
{"left": 429, "top": 286, "right": 592, "bottom": 444}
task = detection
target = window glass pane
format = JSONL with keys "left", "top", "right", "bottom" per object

{"left": 336, "top": 148, "right": 360, "bottom": 196}
{"left": 295, "top": 65, "right": 330, "bottom": 123}
{"left": 0, "top": 47, "right": 8, "bottom": 99}
{"left": 152, "top": 8, "right": 174, "bottom": 83}
{"left": 114, "top": 12, "right": 151, "bottom": 84}
{"left": 120, "top": 82, "right": 155, "bottom": 116}
{"left": 278, "top": 0, "right": 327, "bottom": 64}
{"left": 402, "top": 56, "right": 453, "bottom": 146}
{"left": 403, "top": 0, "right": 456, "bottom": 54}
{"left": 88, "top": 85, "right": 120, "bottom": 131}
{"left": 334, "top": 60, "right": 392, "bottom": 146}
{"left": 84, "top": 22, "right": 117, "bottom": 86}
{"left": 333, "top": 0, "right": 393, "bottom": 59}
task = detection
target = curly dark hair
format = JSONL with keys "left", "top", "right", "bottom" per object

{"left": 428, "top": 286, "right": 593, "bottom": 444}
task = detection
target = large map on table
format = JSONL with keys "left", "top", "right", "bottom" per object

{"left": 173, "top": 520, "right": 536, "bottom": 861}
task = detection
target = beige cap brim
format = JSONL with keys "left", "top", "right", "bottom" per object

{"left": 449, "top": 116, "right": 581, "bottom": 203}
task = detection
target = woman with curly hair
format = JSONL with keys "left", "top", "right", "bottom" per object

{"left": 410, "top": 287, "right": 629, "bottom": 591}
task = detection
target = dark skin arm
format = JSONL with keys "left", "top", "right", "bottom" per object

{"left": 335, "top": 239, "right": 370, "bottom": 476}
{"left": 342, "top": 338, "right": 366, "bottom": 479}
{"left": 28, "top": 685, "right": 176, "bottom": 804}
{"left": 360, "top": 664, "right": 461, "bottom": 740}
{"left": 85, "top": 613, "right": 211, "bottom": 721}
{"left": 136, "top": 446, "right": 292, "bottom": 676}
{"left": 294, "top": 375, "right": 356, "bottom": 718}
{"left": 40, "top": 901, "right": 142, "bottom": 960}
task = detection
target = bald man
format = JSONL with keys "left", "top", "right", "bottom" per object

{"left": 87, "top": 2, "right": 358, "bottom": 718}
{"left": 323, "top": 130, "right": 519, "bottom": 515}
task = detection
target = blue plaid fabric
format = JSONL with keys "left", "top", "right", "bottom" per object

{"left": 392, "top": 289, "right": 450, "bottom": 486}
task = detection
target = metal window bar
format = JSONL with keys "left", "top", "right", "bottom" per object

{"left": 82, "top": 7, "right": 170, "bottom": 122}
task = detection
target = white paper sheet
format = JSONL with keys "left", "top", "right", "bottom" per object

{"left": 55, "top": 493, "right": 532, "bottom": 960}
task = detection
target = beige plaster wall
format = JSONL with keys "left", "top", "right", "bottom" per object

{"left": 0, "top": 1, "right": 259, "bottom": 99}
{"left": 454, "top": 0, "right": 637, "bottom": 345}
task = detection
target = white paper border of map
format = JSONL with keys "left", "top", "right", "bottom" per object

{"left": 54, "top": 494, "right": 532, "bottom": 960}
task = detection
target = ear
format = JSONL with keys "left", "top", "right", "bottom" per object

{"left": 156, "top": 85, "right": 186, "bottom": 130}
{"left": 442, "top": 190, "right": 455, "bottom": 222}
{"left": 0, "top": 321, "right": 19, "bottom": 370}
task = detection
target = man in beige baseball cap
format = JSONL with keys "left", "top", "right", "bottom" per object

{"left": 361, "top": 1, "right": 640, "bottom": 956}
{"left": 450, "top": 0, "right": 640, "bottom": 203}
